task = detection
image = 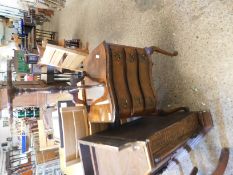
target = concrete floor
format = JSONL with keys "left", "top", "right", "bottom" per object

{"left": 46, "top": 0, "right": 233, "bottom": 174}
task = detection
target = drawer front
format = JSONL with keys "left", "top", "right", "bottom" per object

{"left": 137, "top": 49, "right": 156, "bottom": 113}
{"left": 125, "top": 47, "right": 144, "bottom": 115}
{"left": 110, "top": 45, "right": 132, "bottom": 118}
{"left": 148, "top": 113, "right": 201, "bottom": 161}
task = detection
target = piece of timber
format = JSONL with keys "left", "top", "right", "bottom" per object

{"left": 79, "top": 111, "right": 213, "bottom": 175}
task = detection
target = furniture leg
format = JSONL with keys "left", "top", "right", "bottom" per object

{"left": 190, "top": 167, "right": 198, "bottom": 175}
{"left": 212, "top": 147, "right": 229, "bottom": 175}
{"left": 145, "top": 46, "right": 178, "bottom": 56}
{"left": 157, "top": 107, "right": 190, "bottom": 116}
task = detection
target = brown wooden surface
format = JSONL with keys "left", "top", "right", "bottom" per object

{"left": 125, "top": 47, "right": 144, "bottom": 115}
{"left": 94, "top": 142, "right": 151, "bottom": 175}
{"left": 137, "top": 48, "right": 156, "bottom": 114}
{"left": 79, "top": 111, "right": 212, "bottom": 174}
{"left": 80, "top": 112, "right": 199, "bottom": 148}
{"left": 84, "top": 42, "right": 115, "bottom": 123}
{"left": 83, "top": 42, "right": 159, "bottom": 122}
{"left": 83, "top": 42, "right": 107, "bottom": 80}
{"left": 21, "top": 170, "right": 33, "bottom": 175}
{"left": 110, "top": 45, "right": 132, "bottom": 118}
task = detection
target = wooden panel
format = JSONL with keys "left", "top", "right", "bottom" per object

{"left": 94, "top": 142, "right": 151, "bottom": 175}
{"left": 83, "top": 41, "right": 107, "bottom": 80}
{"left": 137, "top": 48, "right": 156, "bottom": 113}
{"left": 89, "top": 103, "right": 112, "bottom": 123}
{"left": 61, "top": 106, "right": 89, "bottom": 166}
{"left": 74, "top": 110, "right": 88, "bottom": 138}
{"left": 124, "top": 47, "right": 144, "bottom": 115}
{"left": 110, "top": 45, "right": 132, "bottom": 118}
{"left": 90, "top": 123, "right": 109, "bottom": 134}
{"left": 58, "top": 101, "right": 75, "bottom": 148}
{"left": 62, "top": 111, "right": 77, "bottom": 162}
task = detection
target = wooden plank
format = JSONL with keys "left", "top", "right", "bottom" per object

{"left": 38, "top": 120, "right": 46, "bottom": 149}
{"left": 61, "top": 111, "right": 77, "bottom": 162}
{"left": 73, "top": 110, "right": 88, "bottom": 142}
{"left": 58, "top": 101, "right": 75, "bottom": 148}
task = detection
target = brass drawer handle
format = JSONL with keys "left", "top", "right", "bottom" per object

{"left": 114, "top": 53, "right": 122, "bottom": 62}
{"left": 120, "top": 99, "right": 128, "bottom": 109}
{"left": 139, "top": 54, "right": 146, "bottom": 62}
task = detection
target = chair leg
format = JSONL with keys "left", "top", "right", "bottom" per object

{"left": 212, "top": 147, "right": 229, "bottom": 175}
{"left": 189, "top": 148, "right": 229, "bottom": 175}
{"left": 190, "top": 167, "right": 198, "bottom": 175}
{"left": 145, "top": 46, "right": 178, "bottom": 56}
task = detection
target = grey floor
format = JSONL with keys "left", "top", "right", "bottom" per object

{"left": 46, "top": 0, "right": 233, "bottom": 174}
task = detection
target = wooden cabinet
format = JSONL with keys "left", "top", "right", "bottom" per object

{"left": 78, "top": 111, "right": 212, "bottom": 175}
